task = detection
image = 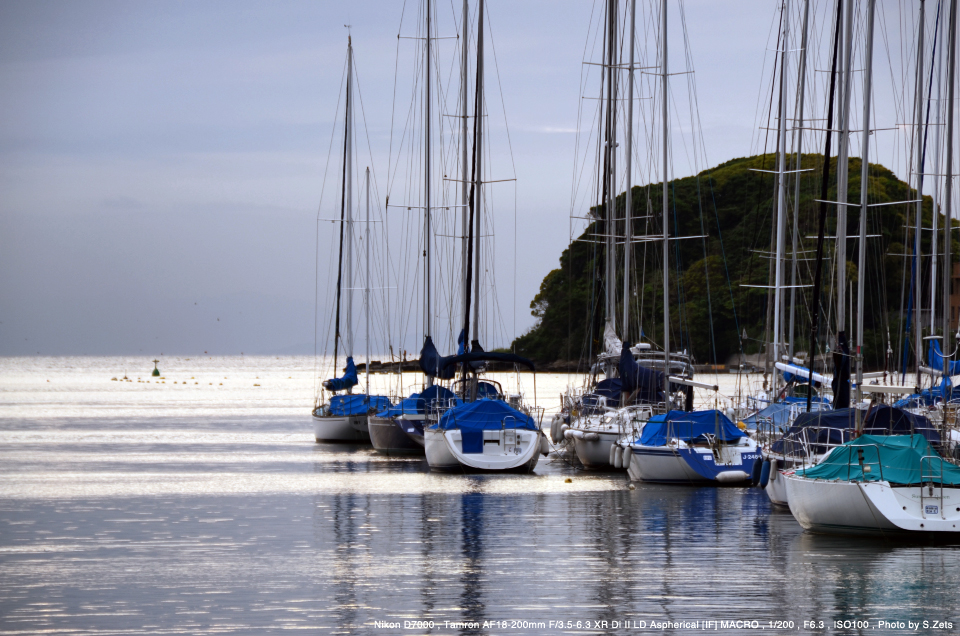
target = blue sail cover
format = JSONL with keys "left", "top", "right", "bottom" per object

{"left": 422, "top": 384, "right": 461, "bottom": 410}
{"left": 581, "top": 378, "right": 621, "bottom": 410}
{"left": 770, "top": 408, "right": 857, "bottom": 456}
{"left": 741, "top": 398, "right": 830, "bottom": 433}
{"left": 638, "top": 410, "right": 746, "bottom": 447}
{"left": 863, "top": 405, "right": 940, "bottom": 444}
{"left": 418, "top": 336, "right": 456, "bottom": 380}
{"left": 438, "top": 398, "right": 537, "bottom": 431}
{"left": 832, "top": 332, "right": 851, "bottom": 409}
{"left": 618, "top": 342, "right": 665, "bottom": 403}
{"left": 329, "top": 394, "right": 392, "bottom": 416}
{"left": 928, "top": 340, "right": 960, "bottom": 376}
{"left": 323, "top": 357, "right": 359, "bottom": 392}
{"left": 376, "top": 393, "right": 423, "bottom": 417}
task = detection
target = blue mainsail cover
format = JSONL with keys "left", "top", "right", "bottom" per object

{"left": 928, "top": 340, "right": 960, "bottom": 376}
{"left": 419, "top": 336, "right": 457, "bottom": 379}
{"left": 863, "top": 405, "right": 940, "bottom": 444}
{"left": 329, "top": 394, "right": 392, "bottom": 416}
{"left": 376, "top": 393, "right": 422, "bottom": 417}
{"left": 618, "top": 342, "right": 665, "bottom": 403}
{"left": 581, "top": 378, "right": 621, "bottom": 410}
{"left": 438, "top": 399, "right": 537, "bottom": 431}
{"left": 638, "top": 410, "right": 746, "bottom": 447}
{"left": 323, "top": 357, "right": 358, "bottom": 392}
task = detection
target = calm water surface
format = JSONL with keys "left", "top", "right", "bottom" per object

{"left": 1, "top": 358, "right": 958, "bottom": 634}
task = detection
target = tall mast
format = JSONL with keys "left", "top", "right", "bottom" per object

{"left": 365, "top": 167, "right": 371, "bottom": 395}
{"left": 461, "top": 0, "right": 469, "bottom": 334}
{"left": 914, "top": 0, "right": 926, "bottom": 383}
{"left": 424, "top": 0, "right": 433, "bottom": 348}
{"left": 661, "top": 0, "right": 670, "bottom": 402}
{"left": 332, "top": 37, "right": 352, "bottom": 376}
{"left": 623, "top": 0, "right": 636, "bottom": 341}
{"left": 835, "top": 0, "right": 854, "bottom": 335}
{"left": 806, "top": 0, "right": 844, "bottom": 413}
{"left": 472, "top": 0, "right": 484, "bottom": 342}
{"left": 345, "top": 36, "right": 355, "bottom": 369}
{"left": 855, "top": 0, "right": 877, "bottom": 420}
{"left": 931, "top": 3, "right": 944, "bottom": 333}
{"left": 773, "top": 0, "right": 791, "bottom": 379}
{"left": 789, "top": 0, "right": 811, "bottom": 359}
{"left": 605, "top": 0, "right": 619, "bottom": 340}
{"left": 943, "top": 0, "right": 958, "bottom": 376}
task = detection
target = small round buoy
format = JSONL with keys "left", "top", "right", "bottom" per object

{"left": 628, "top": 483, "right": 636, "bottom": 490}
{"left": 564, "top": 477, "right": 572, "bottom": 483}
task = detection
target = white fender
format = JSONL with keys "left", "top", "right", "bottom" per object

{"left": 609, "top": 443, "right": 617, "bottom": 465}
{"left": 540, "top": 433, "right": 549, "bottom": 456}
{"left": 769, "top": 457, "right": 778, "bottom": 482}
{"left": 583, "top": 432, "right": 600, "bottom": 442}
{"left": 613, "top": 445, "right": 623, "bottom": 469}
{"left": 622, "top": 446, "right": 633, "bottom": 468}
{"left": 715, "top": 470, "right": 750, "bottom": 483}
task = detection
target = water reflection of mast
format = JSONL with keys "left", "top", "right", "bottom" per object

{"left": 459, "top": 491, "right": 485, "bottom": 629}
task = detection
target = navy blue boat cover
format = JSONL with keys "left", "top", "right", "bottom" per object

{"left": 329, "top": 394, "right": 392, "bottom": 416}
{"left": 422, "top": 384, "right": 461, "bottom": 410}
{"left": 832, "top": 332, "right": 851, "bottom": 409}
{"left": 438, "top": 399, "right": 537, "bottom": 431}
{"left": 638, "top": 410, "right": 746, "bottom": 447}
{"left": 439, "top": 351, "right": 536, "bottom": 372}
{"left": 323, "top": 357, "right": 359, "bottom": 392}
{"left": 863, "top": 405, "right": 940, "bottom": 444}
{"left": 418, "top": 336, "right": 456, "bottom": 379}
{"left": 770, "top": 408, "right": 856, "bottom": 456}
{"left": 581, "top": 378, "right": 622, "bottom": 410}
{"left": 618, "top": 342, "right": 665, "bottom": 403}
{"left": 928, "top": 341, "right": 960, "bottom": 376}
{"left": 375, "top": 393, "right": 422, "bottom": 418}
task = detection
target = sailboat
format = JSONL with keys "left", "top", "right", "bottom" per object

{"left": 313, "top": 36, "right": 392, "bottom": 443}
{"left": 422, "top": 0, "right": 544, "bottom": 473}
{"left": 559, "top": 0, "right": 695, "bottom": 470}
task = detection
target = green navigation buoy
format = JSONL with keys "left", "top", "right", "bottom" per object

{"left": 152, "top": 359, "right": 160, "bottom": 377}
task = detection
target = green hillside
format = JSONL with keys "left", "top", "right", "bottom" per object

{"left": 512, "top": 153, "right": 954, "bottom": 371}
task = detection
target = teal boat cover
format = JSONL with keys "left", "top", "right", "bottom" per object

{"left": 797, "top": 434, "right": 960, "bottom": 486}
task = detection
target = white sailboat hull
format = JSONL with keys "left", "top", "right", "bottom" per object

{"left": 444, "top": 429, "right": 541, "bottom": 472}
{"left": 626, "top": 446, "right": 707, "bottom": 483}
{"left": 572, "top": 430, "right": 619, "bottom": 469}
{"left": 785, "top": 474, "right": 960, "bottom": 535}
{"left": 313, "top": 414, "right": 369, "bottom": 443}
{"left": 424, "top": 426, "right": 459, "bottom": 470}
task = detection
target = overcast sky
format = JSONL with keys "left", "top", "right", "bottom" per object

{"left": 0, "top": 1, "right": 925, "bottom": 356}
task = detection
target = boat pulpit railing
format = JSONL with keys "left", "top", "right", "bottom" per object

{"left": 920, "top": 455, "right": 946, "bottom": 518}
{"left": 845, "top": 444, "right": 883, "bottom": 482}
{"left": 428, "top": 398, "right": 460, "bottom": 419}
{"left": 755, "top": 418, "right": 778, "bottom": 449}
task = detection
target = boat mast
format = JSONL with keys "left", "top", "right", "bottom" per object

{"left": 605, "top": 0, "right": 619, "bottom": 348}
{"left": 661, "top": 0, "right": 670, "bottom": 402}
{"left": 332, "top": 37, "right": 352, "bottom": 377}
{"left": 789, "top": 0, "right": 811, "bottom": 360}
{"left": 806, "top": 0, "right": 844, "bottom": 413}
{"left": 473, "top": 0, "right": 484, "bottom": 346}
{"left": 835, "top": 0, "right": 854, "bottom": 339}
{"left": 622, "top": 0, "right": 636, "bottom": 345}
{"left": 943, "top": 0, "right": 958, "bottom": 377}
{"left": 931, "top": 4, "right": 945, "bottom": 333}
{"left": 424, "top": 0, "right": 433, "bottom": 386}
{"left": 773, "top": 0, "right": 791, "bottom": 386}
{"left": 345, "top": 36, "right": 355, "bottom": 385}
{"left": 855, "top": 0, "right": 877, "bottom": 423}
{"left": 914, "top": 0, "right": 926, "bottom": 386}
{"left": 365, "top": 166, "right": 371, "bottom": 395}
{"left": 461, "top": 0, "right": 469, "bottom": 337}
